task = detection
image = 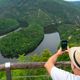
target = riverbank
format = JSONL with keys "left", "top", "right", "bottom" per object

{"left": 0, "top": 28, "right": 22, "bottom": 39}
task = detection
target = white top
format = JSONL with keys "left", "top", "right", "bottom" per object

{"left": 50, "top": 66, "right": 80, "bottom": 80}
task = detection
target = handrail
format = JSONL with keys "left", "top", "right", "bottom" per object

{"left": 0, "top": 61, "right": 70, "bottom": 80}
{"left": 0, "top": 61, "right": 70, "bottom": 70}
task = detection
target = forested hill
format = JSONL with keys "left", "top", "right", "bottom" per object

{"left": 0, "top": 0, "right": 80, "bottom": 25}
{"left": 0, "top": 0, "right": 80, "bottom": 58}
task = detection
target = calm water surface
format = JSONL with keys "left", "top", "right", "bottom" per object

{"left": 32, "top": 32, "right": 60, "bottom": 54}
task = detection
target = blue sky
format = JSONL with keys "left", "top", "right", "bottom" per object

{"left": 65, "top": 0, "right": 80, "bottom": 1}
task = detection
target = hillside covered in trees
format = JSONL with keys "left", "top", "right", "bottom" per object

{"left": 0, "top": 0, "right": 80, "bottom": 58}
{"left": 0, "top": 0, "right": 80, "bottom": 25}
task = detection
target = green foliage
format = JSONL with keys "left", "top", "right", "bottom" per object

{"left": 17, "top": 54, "right": 27, "bottom": 62}
{"left": 0, "top": 18, "right": 19, "bottom": 35}
{"left": 17, "top": 49, "right": 52, "bottom": 62}
{"left": 0, "top": 23, "right": 44, "bottom": 58}
{"left": 12, "top": 49, "right": 52, "bottom": 80}
{"left": 0, "top": 0, "right": 80, "bottom": 26}
{"left": 57, "top": 52, "right": 70, "bottom": 61}
{"left": 0, "top": 71, "right": 6, "bottom": 80}
{"left": 27, "top": 9, "right": 53, "bottom": 27}
{"left": 57, "top": 24, "right": 80, "bottom": 47}
{"left": 29, "top": 49, "right": 52, "bottom": 62}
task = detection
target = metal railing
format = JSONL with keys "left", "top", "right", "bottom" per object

{"left": 0, "top": 61, "right": 70, "bottom": 80}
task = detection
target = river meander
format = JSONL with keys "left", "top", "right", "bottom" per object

{"left": 0, "top": 32, "right": 60, "bottom": 63}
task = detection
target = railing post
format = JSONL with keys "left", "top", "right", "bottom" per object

{"left": 5, "top": 62, "right": 12, "bottom": 80}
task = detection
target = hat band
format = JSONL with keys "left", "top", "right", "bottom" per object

{"left": 73, "top": 50, "right": 80, "bottom": 68}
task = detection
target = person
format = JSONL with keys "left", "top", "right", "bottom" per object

{"left": 44, "top": 47, "right": 80, "bottom": 80}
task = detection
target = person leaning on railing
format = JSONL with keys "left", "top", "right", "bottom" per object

{"left": 44, "top": 47, "right": 80, "bottom": 80}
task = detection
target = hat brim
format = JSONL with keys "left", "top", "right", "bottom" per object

{"left": 69, "top": 47, "right": 80, "bottom": 70}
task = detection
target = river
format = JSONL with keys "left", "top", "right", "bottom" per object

{"left": 0, "top": 32, "right": 60, "bottom": 64}
{"left": 30, "top": 32, "right": 60, "bottom": 55}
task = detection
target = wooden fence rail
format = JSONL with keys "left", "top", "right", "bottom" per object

{"left": 0, "top": 61, "right": 70, "bottom": 80}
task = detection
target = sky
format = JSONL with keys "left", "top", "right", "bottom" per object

{"left": 65, "top": 0, "right": 80, "bottom": 1}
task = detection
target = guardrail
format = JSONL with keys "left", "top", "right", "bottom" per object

{"left": 0, "top": 61, "right": 70, "bottom": 80}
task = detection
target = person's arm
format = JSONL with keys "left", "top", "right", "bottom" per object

{"left": 44, "top": 49, "right": 64, "bottom": 74}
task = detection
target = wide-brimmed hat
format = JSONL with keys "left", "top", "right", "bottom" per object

{"left": 69, "top": 47, "right": 80, "bottom": 70}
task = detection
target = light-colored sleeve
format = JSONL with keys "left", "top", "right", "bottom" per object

{"left": 50, "top": 66, "right": 70, "bottom": 80}
{"left": 50, "top": 66, "right": 80, "bottom": 80}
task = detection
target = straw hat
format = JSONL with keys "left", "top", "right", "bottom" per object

{"left": 69, "top": 47, "right": 80, "bottom": 70}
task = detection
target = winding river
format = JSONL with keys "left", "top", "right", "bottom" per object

{"left": 0, "top": 32, "right": 60, "bottom": 64}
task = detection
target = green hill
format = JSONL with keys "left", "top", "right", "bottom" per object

{"left": 0, "top": 0, "right": 80, "bottom": 25}
{"left": 0, "top": 0, "right": 80, "bottom": 58}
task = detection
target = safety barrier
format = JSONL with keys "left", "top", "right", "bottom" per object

{"left": 0, "top": 61, "right": 70, "bottom": 80}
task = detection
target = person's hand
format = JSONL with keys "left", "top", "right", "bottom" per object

{"left": 56, "top": 48, "right": 64, "bottom": 56}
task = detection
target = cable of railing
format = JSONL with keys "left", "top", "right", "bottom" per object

{"left": 0, "top": 79, "right": 5, "bottom": 80}
{"left": 12, "top": 75, "right": 50, "bottom": 78}
{"left": 12, "top": 75, "right": 51, "bottom": 80}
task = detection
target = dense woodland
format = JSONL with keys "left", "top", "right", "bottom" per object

{"left": 0, "top": 23, "right": 44, "bottom": 58}
{"left": 0, "top": 19, "right": 19, "bottom": 35}
{"left": 0, "top": 0, "right": 80, "bottom": 79}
